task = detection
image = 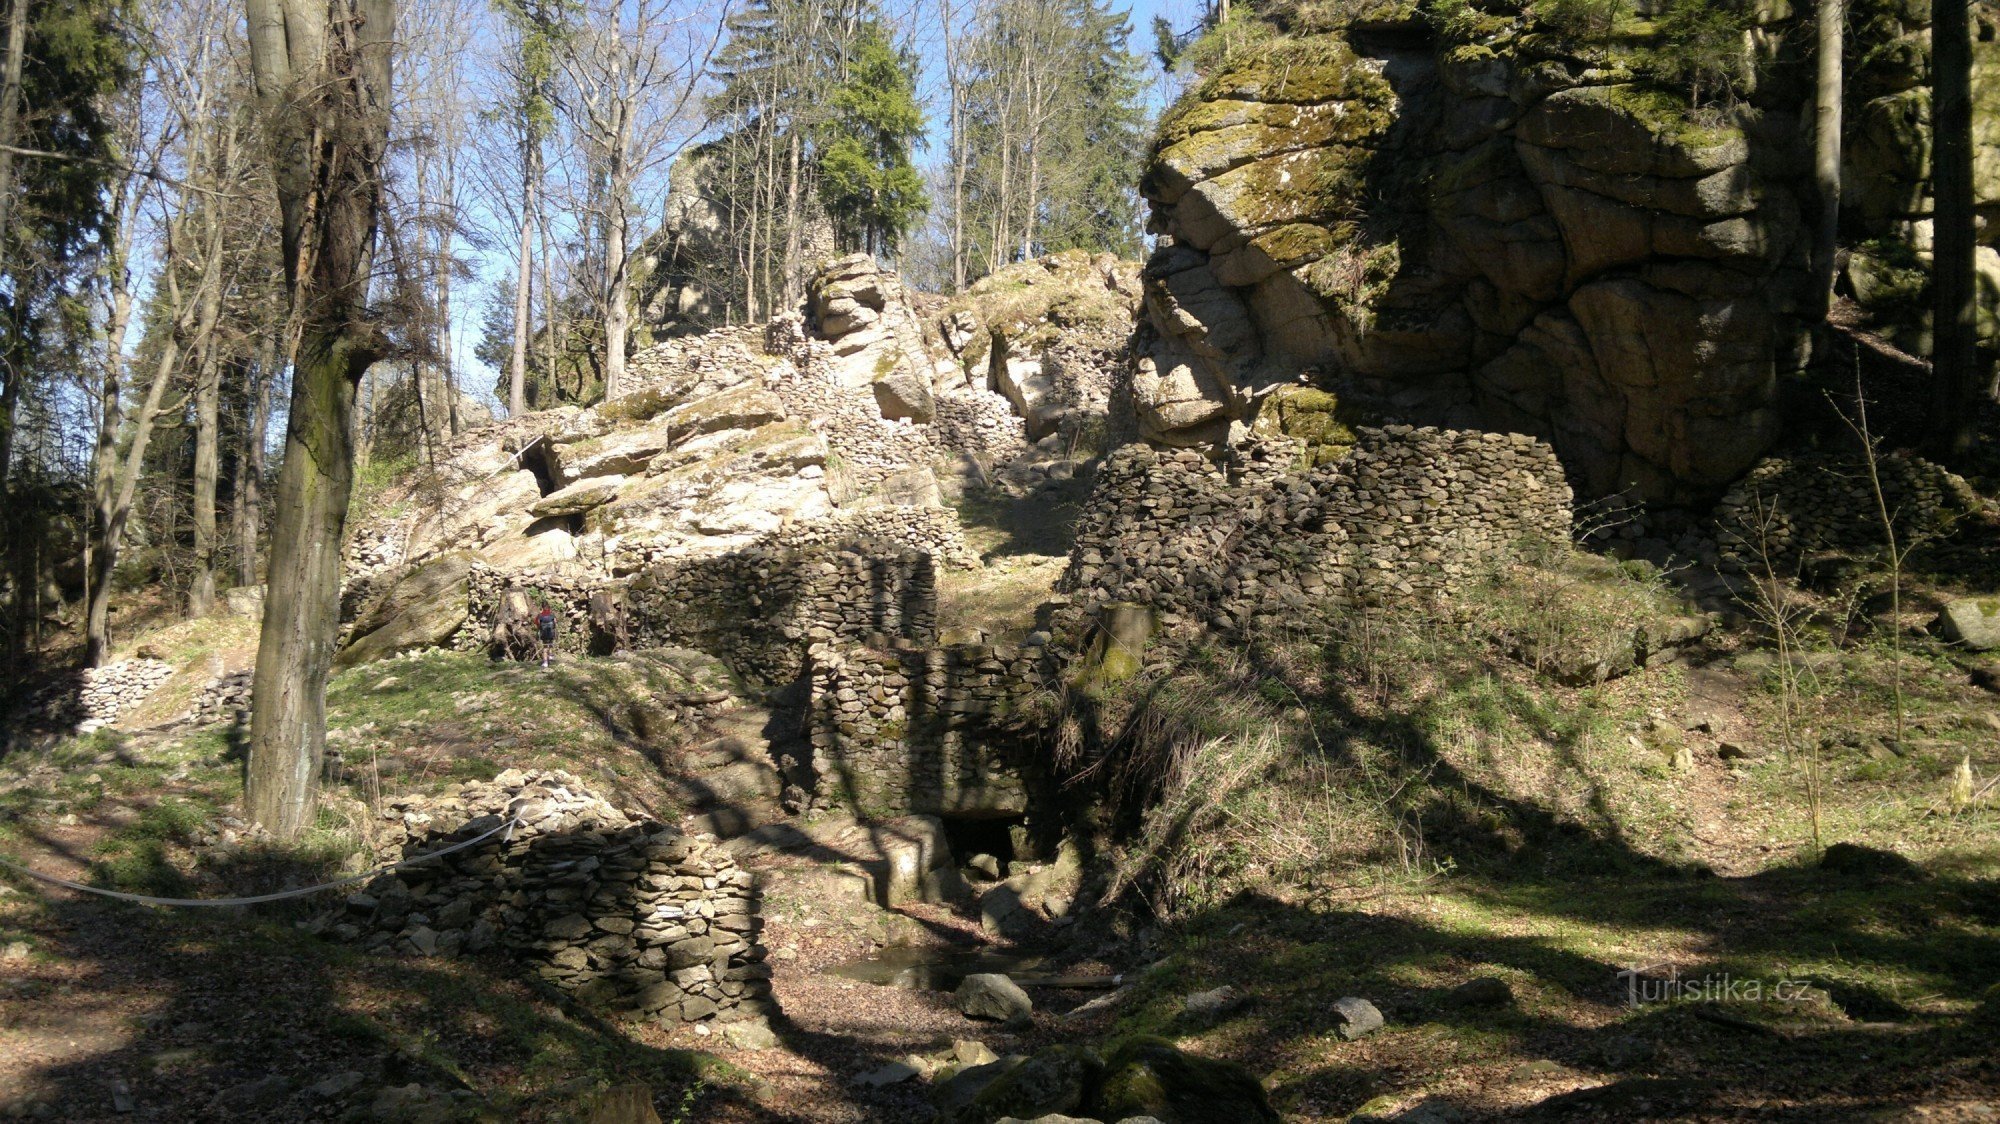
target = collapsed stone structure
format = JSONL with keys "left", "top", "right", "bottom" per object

{"left": 1133, "top": 3, "right": 2000, "bottom": 502}
{"left": 1059, "top": 426, "right": 1573, "bottom": 631}
{"left": 188, "top": 669, "right": 253, "bottom": 725}
{"left": 336, "top": 254, "right": 1135, "bottom": 677}
{"left": 330, "top": 770, "right": 768, "bottom": 1025}
{"left": 1711, "top": 451, "right": 1985, "bottom": 573}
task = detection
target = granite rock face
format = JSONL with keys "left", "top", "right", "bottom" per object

{"left": 1136, "top": 4, "right": 2000, "bottom": 502}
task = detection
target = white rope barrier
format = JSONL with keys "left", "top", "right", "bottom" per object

{"left": 0, "top": 815, "right": 521, "bottom": 909}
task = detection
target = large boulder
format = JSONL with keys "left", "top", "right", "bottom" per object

{"left": 1132, "top": 6, "right": 2000, "bottom": 503}
{"left": 955, "top": 973, "right": 1033, "bottom": 1024}
{"left": 1936, "top": 598, "right": 2000, "bottom": 651}
{"left": 807, "top": 254, "right": 942, "bottom": 413}
{"left": 530, "top": 476, "right": 625, "bottom": 519}
{"left": 337, "top": 552, "right": 473, "bottom": 667}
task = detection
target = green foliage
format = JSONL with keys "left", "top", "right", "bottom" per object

{"left": 1, "top": 0, "right": 136, "bottom": 412}
{"left": 1424, "top": 0, "right": 1488, "bottom": 41}
{"left": 1172, "top": 7, "right": 1280, "bottom": 76}
{"left": 485, "top": 0, "right": 575, "bottom": 140}
{"left": 1531, "top": 0, "right": 1629, "bottom": 41}
{"left": 1646, "top": 0, "right": 1755, "bottom": 107}
{"left": 961, "top": 0, "right": 1149, "bottom": 273}
{"left": 818, "top": 25, "right": 927, "bottom": 255}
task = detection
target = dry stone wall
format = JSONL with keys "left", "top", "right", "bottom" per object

{"left": 188, "top": 670, "right": 253, "bottom": 725}
{"left": 804, "top": 642, "right": 1046, "bottom": 821}
{"left": 1060, "top": 427, "right": 1572, "bottom": 632}
{"left": 12, "top": 658, "right": 176, "bottom": 740}
{"left": 1711, "top": 453, "right": 1984, "bottom": 573}
{"left": 329, "top": 770, "right": 768, "bottom": 1025}
{"left": 463, "top": 508, "right": 970, "bottom": 684}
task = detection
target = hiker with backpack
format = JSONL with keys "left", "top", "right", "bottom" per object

{"left": 536, "top": 603, "right": 557, "bottom": 669}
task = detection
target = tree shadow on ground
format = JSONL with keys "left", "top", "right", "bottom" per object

{"left": 0, "top": 855, "right": 757, "bottom": 1122}
{"left": 1047, "top": 606, "right": 2000, "bottom": 1119}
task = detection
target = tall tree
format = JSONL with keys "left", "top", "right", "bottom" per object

{"left": 1811, "top": 0, "right": 1842, "bottom": 317}
{"left": 491, "top": 0, "right": 567, "bottom": 416}
{"left": 243, "top": 0, "right": 394, "bottom": 839}
{"left": 83, "top": 0, "right": 249, "bottom": 661}
{"left": 818, "top": 23, "right": 925, "bottom": 256}
{"left": 1926, "top": 0, "right": 1981, "bottom": 458}
{"left": 956, "top": 0, "right": 1145, "bottom": 276}
{"left": 0, "top": 0, "right": 133, "bottom": 656}
{"left": 552, "top": 0, "right": 717, "bottom": 400}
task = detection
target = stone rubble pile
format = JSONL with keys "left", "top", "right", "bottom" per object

{"left": 346, "top": 523, "right": 410, "bottom": 578}
{"left": 1712, "top": 453, "right": 1983, "bottom": 573}
{"left": 69, "top": 658, "right": 175, "bottom": 733}
{"left": 328, "top": 770, "right": 769, "bottom": 1025}
{"left": 1060, "top": 426, "right": 1572, "bottom": 632}
{"left": 188, "top": 669, "right": 254, "bottom": 725}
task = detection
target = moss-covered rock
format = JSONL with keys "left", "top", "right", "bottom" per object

{"left": 1251, "top": 385, "right": 1370, "bottom": 467}
{"left": 951, "top": 1043, "right": 1101, "bottom": 1124}
{"left": 1093, "top": 1036, "right": 1281, "bottom": 1124}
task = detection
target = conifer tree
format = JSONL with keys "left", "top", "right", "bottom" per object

{"left": 819, "top": 24, "right": 926, "bottom": 256}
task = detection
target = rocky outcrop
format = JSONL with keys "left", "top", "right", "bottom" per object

{"left": 808, "top": 252, "right": 945, "bottom": 421}
{"left": 936, "top": 251, "right": 1142, "bottom": 442}
{"left": 1136, "top": 5, "right": 2000, "bottom": 502}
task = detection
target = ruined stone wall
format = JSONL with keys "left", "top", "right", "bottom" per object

{"left": 330, "top": 771, "right": 768, "bottom": 1025}
{"left": 804, "top": 642, "right": 1046, "bottom": 821}
{"left": 931, "top": 392, "right": 1030, "bottom": 462}
{"left": 1060, "top": 427, "right": 1572, "bottom": 632}
{"left": 8, "top": 658, "right": 175, "bottom": 742}
{"left": 462, "top": 508, "right": 969, "bottom": 683}
{"left": 1711, "top": 452, "right": 1985, "bottom": 573}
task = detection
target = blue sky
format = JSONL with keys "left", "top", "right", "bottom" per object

{"left": 451, "top": 0, "right": 1206, "bottom": 401}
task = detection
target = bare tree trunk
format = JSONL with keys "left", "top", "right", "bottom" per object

{"left": 86, "top": 220, "right": 224, "bottom": 663}
{"left": 781, "top": 127, "right": 803, "bottom": 304}
{"left": 189, "top": 340, "right": 222, "bottom": 616}
{"left": 244, "top": 0, "right": 393, "bottom": 840}
{"left": 0, "top": 0, "right": 31, "bottom": 498}
{"left": 1926, "top": 0, "right": 1980, "bottom": 459}
{"left": 603, "top": 197, "right": 630, "bottom": 400}
{"left": 86, "top": 307, "right": 183, "bottom": 663}
{"left": 536, "top": 189, "right": 557, "bottom": 395}
{"left": 235, "top": 334, "right": 273, "bottom": 588}
{"left": 508, "top": 165, "right": 534, "bottom": 415}
{"left": 1812, "top": 0, "right": 1843, "bottom": 318}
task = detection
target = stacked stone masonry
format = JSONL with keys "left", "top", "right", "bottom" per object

{"left": 464, "top": 508, "right": 966, "bottom": 684}
{"left": 188, "top": 670, "right": 253, "bottom": 725}
{"left": 1711, "top": 453, "right": 1985, "bottom": 573}
{"left": 1060, "top": 427, "right": 1573, "bottom": 632}
{"left": 805, "top": 642, "right": 1046, "bottom": 821}
{"left": 330, "top": 771, "right": 768, "bottom": 1024}
{"left": 13, "top": 658, "right": 176, "bottom": 739}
